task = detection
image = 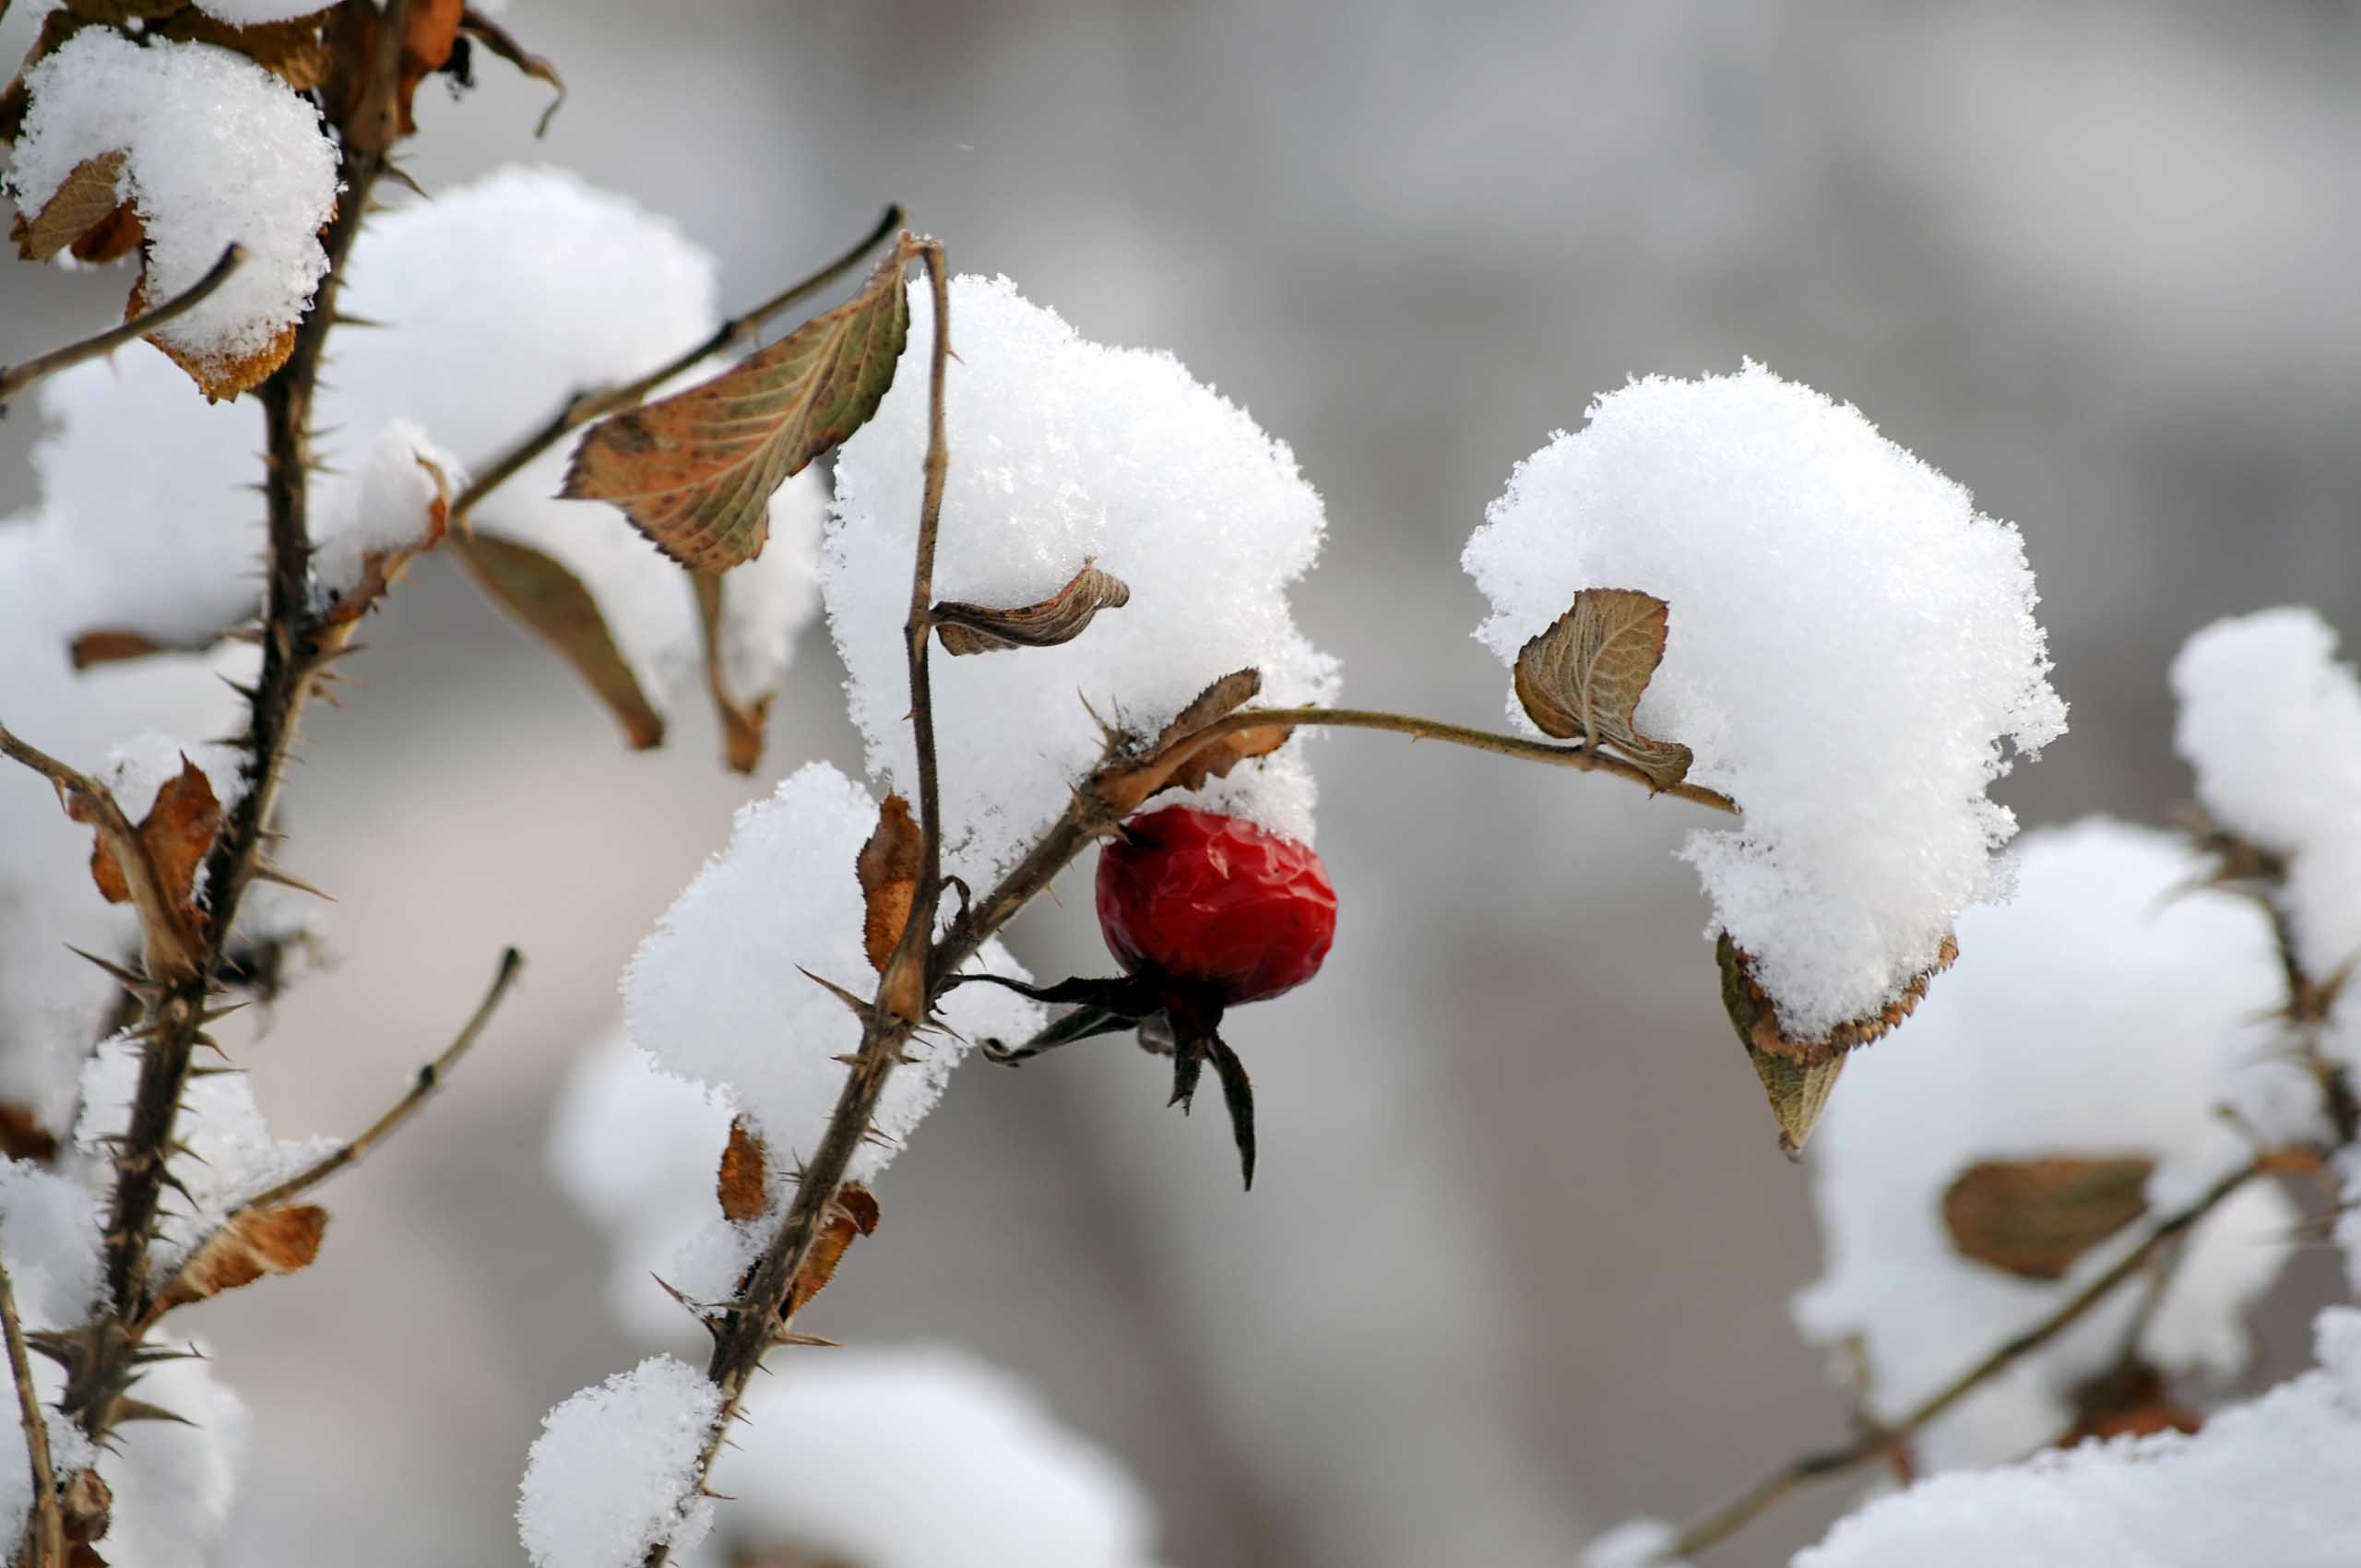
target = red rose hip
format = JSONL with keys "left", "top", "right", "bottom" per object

{"left": 1095, "top": 806, "right": 1336, "bottom": 1005}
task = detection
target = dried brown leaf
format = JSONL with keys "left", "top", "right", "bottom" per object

{"left": 932, "top": 562, "right": 1132, "bottom": 656}
{"left": 458, "top": 6, "right": 565, "bottom": 137}
{"left": 158, "top": 8, "right": 335, "bottom": 91}
{"left": 66, "top": 197, "right": 141, "bottom": 265}
{"left": 1155, "top": 669, "right": 1263, "bottom": 752}
{"left": 133, "top": 264, "right": 298, "bottom": 401}
{"left": 0, "top": 10, "right": 88, "bottom": 145}
{"left": 692, "top": 571, "right": 771, "bottom": 774}
{"left": 1513, "top": 588, "right": 1693, "bottom": 791}
{"left": 717, "top": 1118, "right": 767, "bottom": 1224}
{"left": 1716, "top": 931, "right": 1958, "bottom": 1067}
{"left": 319, "top": 452, "right": 450, "bottom": 628}
{"left": 62, "top": 0, "right": 181, "bottom": 21}
{"left": 14, "top": 149, "right": 126, "bottom": 261}
{"left": 0, "top": 1101, "right": 58, "bottom": 1164}
{"left": 857, "top": 795, "right": 922, "bottom": 976}
{"left": 564, "top": 245, "right": 911, "bottom": 571}
{"left": 1941, "top": 1156, "right": 2154, "bottom": 1281}
{"left": 68, "top": 631, "right": 167, "bottom": 670}
{"left": 2059, "top": 1364, "right": 2202, "bottom": 1448}
{"left": 155, "top": 1203, "right": 327, "bottom": 1313}
{"left": 77, "top": 756, "right": 221, "bottom": 926}
{"left": 1153, "top": 719, "right": 1294, "bottom": 800}
{"left": 783, "top": 1182, "right": 878, "bottom": 1319}
{"left": 451, "top": 530, "right": 665, "bottom": 752}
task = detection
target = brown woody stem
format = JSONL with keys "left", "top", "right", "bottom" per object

{"left": 0, "top": 244, "right": 246, "bottom": 408}
{"left": 451, "top": 204, "right": 906, "bottom": 529}
{"left": 85, "top": 0, "right": 414, "bottom": 1433}
{"left": 1182, "top": 707, "right": 1741, "bottom": 814}
{"left": 1660, "top": 1154, "right": 2272, "bottom": 1562}
{"left": 0, "top": 1255, "right": 60, "bottom": 1568}
{"left": 643, "top": 235, "right": 950, "bottom": 1566}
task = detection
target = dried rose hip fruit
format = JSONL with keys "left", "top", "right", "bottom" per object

{"left": 961, "top": 807, "right": 1336, "bottom": 1188}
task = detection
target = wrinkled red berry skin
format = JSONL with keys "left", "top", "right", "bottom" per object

{"left": 1096, "top": 807, "right": 1336, "bottom": 1005}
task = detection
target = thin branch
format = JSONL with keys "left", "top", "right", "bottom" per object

{"left": 1173, "top": 706, "right": 1741, "bottom": 814}
{"left": 644, "top": 233, "right": 950, "bottom": 1566}
{"left": 450, "top": 204, "right": 906, "bottom": 529}
{"left": 0, "top": 1256, "right": 61, "bottom": 1568}
{"left": 0, "top": 244, "right": 246, "bottom": 408}
{"left": 1659, "top": 1154, "right": 2271, "bottom": 1562}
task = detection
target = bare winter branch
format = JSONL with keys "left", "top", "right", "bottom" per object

{"left": 0, "top": 244, "right": 246, "bottom": 410}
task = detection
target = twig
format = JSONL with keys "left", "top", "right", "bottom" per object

{"left": 1659, "top": 1155, "right": 2270, "bottom": 1562}
{"left": 0, "top": 1256, "right": 61, "bottom": 1568}
{"left": 643, "top": 234, "right": 950, "bottom": 1566}
{"left": 0, "top": 244, "right": 246, "bottom": 408}
{"left": 1172, "top": 706, "right": 1741, "bottom": 814}
{"left": 137, "top": 947, "right": 524, "bottom": 1326}
{"left": 450, "top": 204, "right": 906, "bottom": 529}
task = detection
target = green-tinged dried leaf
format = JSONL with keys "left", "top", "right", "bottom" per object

{"left": 856, "top": 794, "right": 921, "bottom": 976}
{"left": 717, "top": 1119, "right": 766, "bottom": 1223}
{"left": 1513, "top": 588, "right": 1693, "bottom": 790}
{"left": 1717, "top": 930, "right": 1958, "bottom": 1066}
{"left": 691, "top": 571, "right": 770, "bottom": 774}
{"left": 1747, "top": 1039, "right": 1844, "bottom": 1159}
{"left": 155, "top": 1203, "right": 327, "bottom": 1313}
{"left": 933, "top": 562, "right": 1131, "bottom": 655}
{"left": 458, "top": 6, "right": 565, "bottom": 137}
{"left": 451, "top": 530, "right": 665, "bottom": 752}
{"left": 564, "top": 245, "right": 911, "bottom": 571}
{"left": 1942, "top": 1156, "right": 2155, "bottom": 1280}
{"left": 13, "top": 148, "right": 126, "bottom": 261}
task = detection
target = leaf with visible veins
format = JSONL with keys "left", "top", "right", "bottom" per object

{"left": 564, "top": 244, "right": 911, "bottom": 571}
{"left": 856, "top": 795, "right": 922, "bottom": 976}
{"left": 451, "top": 531, "right": 665, "bottom": 752}
{"left": 155, "top": 1204, "right": 327, "bottom": 1314}
{"left": 1513, "top": 588, "right": 1693, "bottom": 790}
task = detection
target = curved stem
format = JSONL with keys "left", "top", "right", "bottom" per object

{"left": 0, "top": 244, "right": 246, "bottom": 407}
{"left": 1659, "top": 1154, "right": 2270, "bottom": 1562}
{"left": 1192, "top": 707, "right": 1740, "bottom": 814}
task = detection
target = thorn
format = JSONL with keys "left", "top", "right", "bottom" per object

{"left": 767, "top": 1329, "right": 840, "bottom": 1349}
{"left": 798, "top": 968, "right": 875, "bottom": 1022}
{"left": 112, "top": 1397, "right": 196, "bottom": 1428}
{"left": 252, "top": 863, "right": 335, "bottom": 902}
{"left": 64, "top": 945, "right": 155, "bottom": 996}
{"left": 830, "top": 1051, "right": 863, "bottom": 1067}
{"left": 186, "top": 1064, "right": 249, "bottom": 1078}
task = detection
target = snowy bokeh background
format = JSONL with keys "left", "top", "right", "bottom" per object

{"left": 1, "top": 2, "right": 2356, "bottom": 1565}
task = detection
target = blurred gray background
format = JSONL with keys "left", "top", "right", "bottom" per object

{"left": 2, "top": 2, "right": 2357, "bottom": 1564}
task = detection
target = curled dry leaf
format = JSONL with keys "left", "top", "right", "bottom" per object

{"left": 74, "top": 754, "right": 221, "bottom": 928}
{"left": 450, "top": 530, "right": 665, "bottom": 752}
{"left": 783, "top": 1182, "right": 879, "bottom": 1320}
{"left": 1940, "top": 1155, "right": 2155, "bottom": 1281}
{"left": 1098, "top": 667, "right": 1295, "bottom": 813}
{"left": 563, "top": 243, "right": 912, "bottom": 572}
{"left": 692, "top": 572, "right": 771, "bottom": 774}
{"left": 154, "top": 1203, "right": 326, "bottom": 1314}
{"left": 1513, "top": 588, "right": 1694, "bottom": 791}
{"left": 932, "top": 561, "right": 1132, "bottom": 656}
{"left": 857, "top": 794, "right": 922, "bottom": 976}
{"left": 458, "top": 6, "right": 565, "bottom": 137}
{"left": 717, "top": 1118, "right": 767, "bottom": 1224}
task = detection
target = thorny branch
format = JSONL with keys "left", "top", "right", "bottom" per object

{"left": 1, "top": 1255, "right": 61, "bottom": 1568}
{"left": 643, "top": 235, "right": 948, "bottom": 1566}
{"left": 449, "top": 203, "right": 906, "bottom": 529}
{"left": 77, "top": 0, "right": 418, "bottom": 1443}
{"left": 137, "top": 946, "right": 526, "bottom": 1330}
{"left": 0, "top": 244, "right": 246, "bottom": 409}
